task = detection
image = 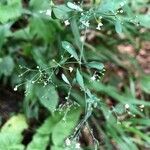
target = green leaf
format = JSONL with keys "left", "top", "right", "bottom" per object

{"left": 30, "top": 0, "right": 50, "bottom": 12}
{"left": 12, "top": 27, "right": 32, "bottom": 40}
{"left": 70, "top": 18, "right": 82, "bottom": 50}
{"left": 140, "top": 75, "right": 150, "bottom": 94}
{"left": 0, "top": 24, "right": 11, "bottom": 48}
{"left": 98, "top": 0, "right": 119, "bottom": 13}
{"left": 51, "top": 146, "right": 64, "bottom": 150}
{"left": 0, "top": 56, "right": 14, "bottom": 76}
{"left": 0, "top": 114, "right": 27, "bottom": 150}
{"left": 125, "top": 126, "right": 150, "bottom": 143}
{"left": 115, "top": 20, "right": 122, "bottom": 34}
{"left": 99, "top": 1, "right": 114, "bottom": 12}
{"left": 27, "top": 112, "right": 62, "bottom": 150}
{"left": 0, "top": 133, "right": 24, "bottom": 150}
{"left": 30, "top": 17, "right": 57, "bottom": 43}
{"left": 27, "top": 135, "right": 49, "bottom": 150}
{"left": 0, "top": 0, "right": 22, "bottom": 23}
{"left": 53, "top": 5, "right": 71, "bottom": 20}
{"left": 138, "top": 14, "right": 150, "bottom": 28}
{"left": 62, "top": 41, "right": 79, "bottom": 61}
{"left": 76, "top": 69, "right": 84, "bottom": 89}
{"left": 67, "top": 2, "right": 83, "bottom": 12}
{"left": 35, "top": 84, "right": 59, "bottom": 112}
{"left": 86, "top": 61, "right": 104, "bottom": 71}
{"left": 1, "top": 114, "right": 28, "bottom": 134}
{"left": 37, "top": 114, "right": 62, "bottom": 135}
{"left": 52, "top": 106, "right": 81, "bottom": 146}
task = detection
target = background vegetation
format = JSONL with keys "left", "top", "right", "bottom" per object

{"left": 0, "top": 0, "right": 149, "bottom": 150}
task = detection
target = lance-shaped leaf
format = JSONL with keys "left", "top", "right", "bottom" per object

{"left": 67, "top": 2, "right": 83, "bottom": 12}
{"left": 76, "top": 69, "right": 84, "bottom": 89}
{"left": 62, "top": 41, "right": 79, "bottom": 61}
{"left": 86, "top": 61, "right": 104, "bottom": 71}
{"left": 61, "top": 73, "right": 70, "bottom": 85}
{"left": 115, "top": 20, "right": 122, "bottom": 34}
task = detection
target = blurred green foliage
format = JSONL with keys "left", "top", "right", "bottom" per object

{"left": 0, "top": 0, "right": 150, "bottom": 149}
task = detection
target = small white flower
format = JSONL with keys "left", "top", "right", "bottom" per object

{"left": 99, "top": 22, "right": 103, "bottom": 26}
{"left": 96, "top": 26, "right": 101, "bottom": 30}
{"left": 46, "top": 9, "right": 51, "bottom": 16}
{"left": 64, "top": 20, "right": 70, "bottom": 26}
{"left": 65, "top": 138, "right": 71, "bottom": 146}
{"left": 39, "top": 10, "right": 44, "bottom": 14}
{"left": 125, "top": 104, "right": 129, "bottom": 109}
{"left": 120, "top": 2, "right": 125, "bottom": 7}
{"left": 75, "top": 143, "right": 80, "bottom": 149}
{"left": 120, "top": 10, "right": 124, "bottom": 13}
{"left": 80, "top": 36, "right": 85, "bottom": 42}
{"left": 96, "top": 22, "right": 103, "bottom": 30}
{"left": 44, "top": 82, "right": 47, "bottom": 86}
{"left": 81, "top": 20, "right": 90, "bottom": 27}
{"left": 127, "top": 111, "right": 131, "bottom": 115}
{"left": 90, "top": 75, "right": 96, "bottom": 81}
{"left": 69, "top": 67, "right": 73, "bottom": 73}
{"left": 139, "top": 104, "right": 144, "bottom": 108}
{"left": 65, "top": 96, "right": 69, "bottom": 100}
{"left": 14, "top": 86, "right": 18, "bottom": 91}
{"left": 99, "top": 16, "right": 103, "bottom": 19}
{"left": 120, "top": 1, "right": 126, "bottom": 7}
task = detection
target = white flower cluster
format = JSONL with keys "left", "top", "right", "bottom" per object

{"left": 90, "top": 75, "right": 96, "bottom": 81}
{"left": 65, "top": 138, "right": 81, "bottom": 149}
{"left": 124, "top": 104, "right": 145, "bottom": 118}
{"left": 39, "top": 9, "right": 51, "bottom": 16}
{"left": 81, "top": 20, "right": 90, "bottom": 27}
